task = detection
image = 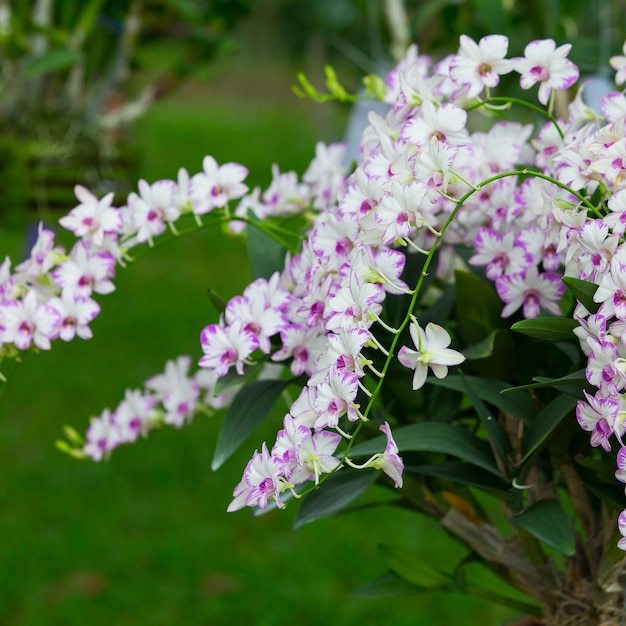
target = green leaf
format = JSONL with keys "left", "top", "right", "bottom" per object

{"left": 455, "top": 270, "right": 506, "bottom": 346}
{"left": 379, "top": 544, "right": 453, "bottom": 589}
{"left": 471, "top": 0, "right": 508, "bottom": 33}
{"left": 213, "top": 361, "right": 266, "bottom": 396}
{"left": 71, "top": 0, "right": 105, "bottom": 48}
{"left": 511, "top": 317, "right": 579, "bottom": 341}
{"left": 406, "top": 462, "right": 513, "bottom": 501}
{"left": 246, "top": 220, "right": 286, "bottom": 280}
{"left": 161, "top": 0, "right": 204, "bottom": 22}
{"left": 416, "top": 283, "right": 455, "bottom": 328}
{"left": 462, "top": 330, "right": 500, "bottom": 360}
{"left": 461, "top": 371, "right": 511, "bottom": 462}
{"left": 349, "top": 422, "right": 500, "bottom": 476}
{"left": 428, "top": 375, "right": 535, "bottom": 423}
{"left": 519, "top": 394, "right": 577, "bottom": 465}
{"left": 562, "top": 276, "right": 599, "bottom": 313}
{"left": 23, "top": 48, "right": 80, "bottom": 77}
{"left": 293, "top": 469, "right": 377, "bottom": 528}
{"left": 211, "top": 379, "right": 289, "bottom": 470}
{"left": 502, "top": 369, "right": 588, "bottom": 393}
{"left": 352, "top": 572, "right": 422, "bottom": 598}
{"left": 578, "top": 473, "right": 626, "bottom": 509}
{"left": 511, "top": 499, "right": 576, "bottom": 556}
{"left": 206, "top": 288, "right": 227, "bottom": 315}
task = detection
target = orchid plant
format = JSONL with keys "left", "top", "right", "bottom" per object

{"left": 5, "top": 33, "right": 626, "bottom": 624}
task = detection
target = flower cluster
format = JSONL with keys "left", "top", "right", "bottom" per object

{"left": 52, "top": 34, "right": 626, "bottom": 555}
{"left": 0, "top": 147, "right": 338, "bottom": 361}
{"left": 82, "top": 355, "right": 237, "bottom": 460}
{"left": 197, "top": 34, "right": 583, "bottom": 510}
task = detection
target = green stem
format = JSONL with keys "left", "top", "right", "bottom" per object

{"left": 340, "top": 168, "right": 599, "bottom": 461}
{"left": 458, "top": 169, "right": 600, "bottom": 217}
{"left": 283, "top": 167, "right": 600, "bottom": 502}
{"left": 123, "top": 211, "right": 305, "bottom": 265}
{"left": 468, "top": 96, "right": 564, "bottom": 140}
{"left": 244, "top": 217, "right": 306, "bottom": 247}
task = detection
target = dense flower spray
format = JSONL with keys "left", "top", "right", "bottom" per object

{"left": 6, "top": 34, "right": 626, "bottom": 620}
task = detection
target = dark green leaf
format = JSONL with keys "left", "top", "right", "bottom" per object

{"left": 455, "top": 270, "right": 506, "bottom": 346}
{"left": 161, "top": 0, "right": 204, "bottom": 21}
{"left": 502, "top": 369, "right": 588, "bottom": 394}
{"left": 462, "top": 330, "right": 500, "bottom": 360}
{"left": 212, "top": 379, "right": 289, "bottom": 470}
{"left": 471, "top": 0, "right": 508, "bottom": 33}
{"left": 406, "top": 462, "right": 513, "bottom": 500}
{"left": 511, "top": 317, "right": 579, "bottom": 341}
{"left": 575, "top": 463, "right": 626, "bottom": 509}
{"left": 520, "top": 394, "right": 577, "bottom": 465}
{"left": 246, "top": 220, "right": 287, "bottom": 280}
{"left": 579, "top": 475, "right": 626, "bottom": 510}
{"left": 72, "top": 0, "right": 105, "bottom": 46}
{"left": 416, "top": 283, "right": 455, "bottom": 328}
{"left": 389, "top": 250, "right": 440, "bottom": 329}
{"left": 561, "top": 276, "right": 599, "bottom": 313}
{"left": 428, "top": 375, "right": 535, "bottom": 422}
{"left": 213, "top": 361, "right": 266, "bottom": 396}
{"left": 426, "top": 383, "right": 463, "bottom": 420}
{"left": 511, "top": 499, "right": 576, "bottom": 556}
{"left": 349, "top": 422, "right": 500, "bottom": 476}
{"left": 352, "top": 573, "right": 422, "bottom": 598}
{"left": 207, "top": 288, "right": 227, "bottom": 315}
{"left": 461, "top": 371, "right": 511, "bottom": 462}
{"left": 379, "top": 544, "right": 453, "bottom": 589}
{"left": 293, "top": 469, "right": 377, "bottom": 528}
{"left": 23, "top": 48, "right": 80, "bottom": 77}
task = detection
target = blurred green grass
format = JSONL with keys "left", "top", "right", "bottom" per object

{"left": 0, "top": 56, "right": 518, "bottom": 626}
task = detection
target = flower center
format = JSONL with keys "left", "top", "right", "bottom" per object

{"left": 530, "top": 65, "right": 550, "bottom": 81}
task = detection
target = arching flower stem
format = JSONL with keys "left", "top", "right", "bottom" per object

{"left": 467, "top": 96, "right": 564, "bottom": 139}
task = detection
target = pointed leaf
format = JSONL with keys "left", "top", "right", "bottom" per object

{"left": 579, "top": 474, "right": 626, "bottom": 509}
{"left": 455, "top": 270, "right": 507, "bottom": 346}
{"left": 246, "top": 219, "right": 287, "bottom": 280}
{"left": 511, "top": 317, "right": 579, "bottom": 341}
{"left": 428, "top": 375, "right": 535, "bottom": 422}
{"left": 207, "top": 288, "right": 227, "bottom": 315}
{"left": 462, "top": 330, "right": 500, "bottom": 360}
{"left": 461, "top": 371, "right": 511, "bottom": 462}
{"left": 352, "top": 573, "right": 422, "bottom": 598}
{"left": 562, "top": 276, "right": 599, "bottom": 313}
{"left": 416, "top": 282, "right": 455, "bottom": 328}
{"left": 502, "top": 369, "right": 588, "bottom": 394}
{"left": 212, "top": 379, "right": 289, "bottom": 470}
{"left": 511, "top": 499, "right": 576, "bottom": 556}
{"left": 379, "top": 544, "right": 453, "bottom": 589}
{"left": 293, "top": 469, "right": 377, "bottom": 528}
{"left": 406, "top": 462, "right": 514, "bottom": 501}
{"left": 72, "top": 0, "right": 106, "bottom": 47}
{"left": 349, "top": 421, "right": 500, "bottom": 476}
{"left": 520, "top": 394, "right": 577, "bottom": 464}
{"left": 23, "top": 48, "right": 80, "bottom": 77}
{"left": 213, "top": 360, "right": 265, "bottom": 396}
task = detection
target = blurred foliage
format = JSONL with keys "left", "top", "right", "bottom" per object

{"left": 0, "top": 0, "right": 256, "bottom": 130}
{"left": 0, "top": 0, "right": 255, "bottom": 214}
{"left": 269, "top": 0, "right": 625, "bottom": 76}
